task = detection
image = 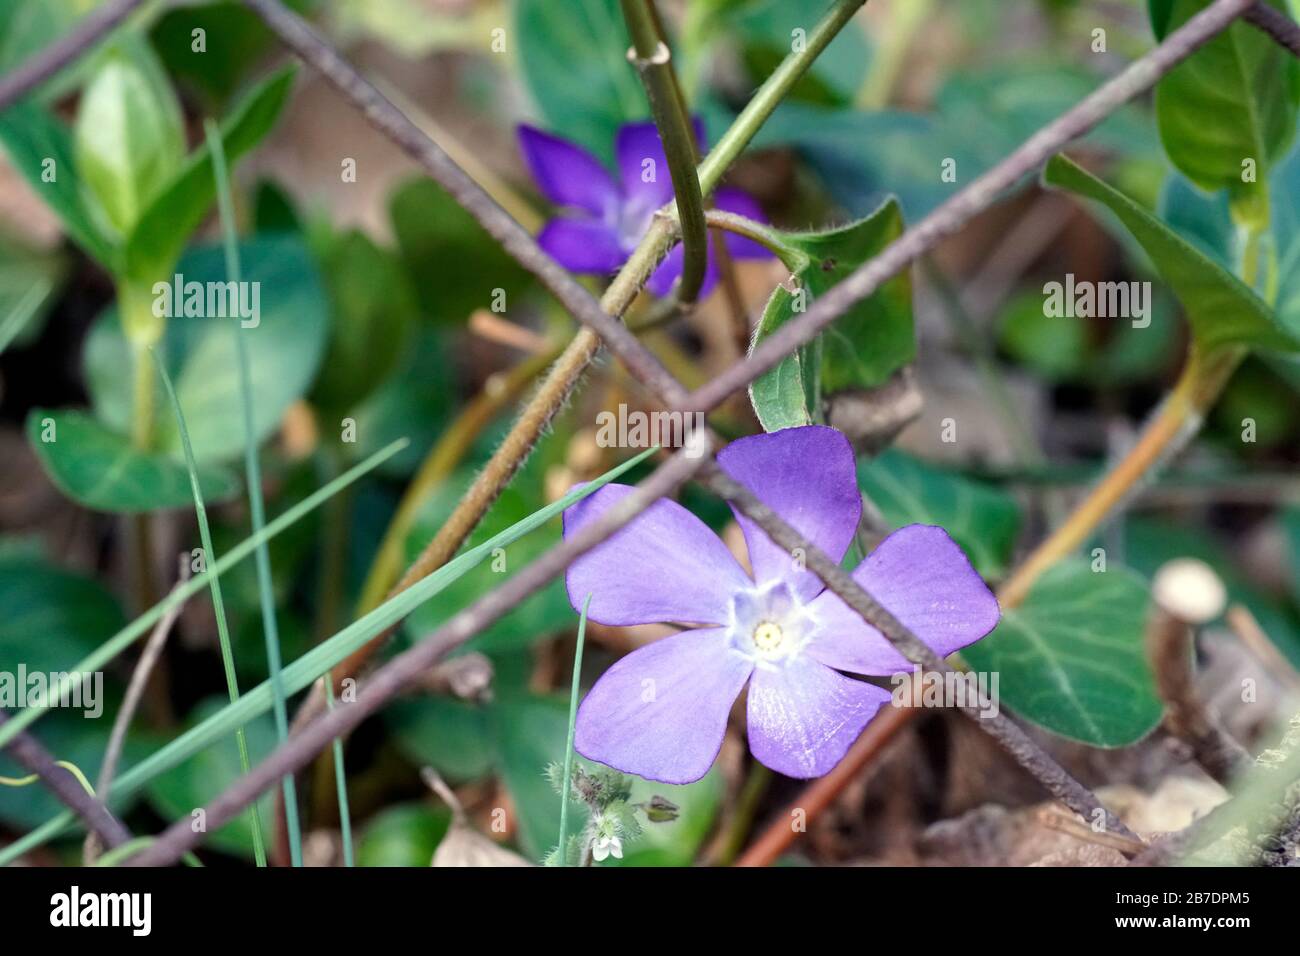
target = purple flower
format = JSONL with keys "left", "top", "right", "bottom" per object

{"left": 518, "top": 120, "right": 770, "bottom": 298}
{"left": 563, "top": 426, "right": 1000, "bottom": 784}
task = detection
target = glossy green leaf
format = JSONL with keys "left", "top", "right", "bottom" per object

{"left": 86, "top": 235, "right": 329, "bottom": 463}
{"left": 1150, "top": 0, "right": 1300, "bottom": 201}
{"left": 857, "top": 450, "right": 1021, "bottom": 578}
{"left": 26, "top": 407, "right": 239, "bottom": 513}
{"left": 514, "top": 0, "right": 647, "bottom": 163}
{"left": 750, "top": 198, "right": 914, "bottom": 430}
{"left": 1044, "top": 155, "right": 1298, "bottom": 354}
{"left": 124, "top": 68, "right": 295, "bottom": 284}
{"left": 356, "top": 803, "right": 452, "bottom": 867}
{"left": 961, "top": 561, "right": 1162, "bottom": 747}
{"left": 74, "top": 34, "right": 186, "bottom": 237}
{"left": 389, "top": 177, "right": 533, "bottom": 324}
{"left": 0, "top": 100, "right": 116, "bottom": 266}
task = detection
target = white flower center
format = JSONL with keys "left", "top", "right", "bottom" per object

{"left": 728, "top": 581, "right": 812, "bottom": 667}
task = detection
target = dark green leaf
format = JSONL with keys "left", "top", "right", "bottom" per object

{"left": 961, "top": 561, "right": 1162, "bottom": 747}
{"left": 857, "top": 450, "right": 1021, "bottom": 578}
{"left": 356, "top": 803, "right": 452, "bottom": 867}
{"left": 1150, "top": 0, "right": 1300, "bottom": 201}
{"left": 1044, "top": 155, "right": 1297, "bottom": 354}
{"left": 750, "top": 198, "right": 914, "bottom": 430}
{"left": 311, "top": 229, "right": 416, "bottom": 416}
{"left": 26, "top": 407, "right": 239, "bottom": 513}
{"left": 514, "top": 0, "right": 647, "bottom": 163}
{"left": 389, "top": 177, "right": 533, "bottom": 324}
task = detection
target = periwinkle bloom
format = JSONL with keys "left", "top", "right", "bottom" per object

{"left": 563, "top": 426, "right": 1000, "bottom": 784}
{"left": 518, "top": 120, "right": 770, "bottom": 298}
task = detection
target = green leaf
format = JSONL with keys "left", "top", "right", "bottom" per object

{"left": 1150, "top": 0, "right": 1300, "bottom": 200}
{"left": 356, "top": 803, "right": 452, "bottom": 867}
{"left": 0, "top": 556, "right": 126, "bottom": 675}
{"left": 151, "top": 2, "right": 278, "bottom": 107}
{"left": 311, "top": 229, "right": 416, "bottom": 415}
{"left": 86, "top": 235, "right": 329, "bottom": 463}
{"left": 490, "top": 693, "right": 572, "bottom": 859}
{"left": 514, "top": 0, "right": 647, "bottom": 163}
{"left": 0, "top": 237, "right": 64, "bottom": 354}
{"left": 146, "top": 699, "right": 278, "bottom": 859}
{"left": 388, "top": 177, "right": 533, "bottom": 324}
{"left": 124, "top": 68, "right": 295, "bottom": 284}
{"left": 857, "top": 450, "right": 1021, "bottom": 579}
{"left": 26, "top": 407, "right": 239, "bottom": 513}
{"left": 1044, "top": 155, "right": 1298, "bottom": 354}
{"left": 74, "top": 34, "right": 186, "bottom": 237}
{"left": 961, "top": 561, "right": 1162, "bottom": 747}
{"left": 0, "top": 99, "right": 116, "bottom": 266}
{"left": 731, "top": 0, "right": 871, "bottom": 107}
{"left": 749, "top": 198, "right": 914, "bottom": 430}
{"left": 386, "top": 696, "right": 494, "bottom": 783}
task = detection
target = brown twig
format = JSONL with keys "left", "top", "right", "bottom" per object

{"left": 1226, "top": 604, "right": 1300, "bottom": 691}
{"left": 0, "top": 710, "right": 132, "bottom": 851}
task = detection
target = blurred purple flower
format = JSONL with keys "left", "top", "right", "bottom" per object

{"left": 518, "top": 120, "right": 770, "bottom": 298}
{"left": 563, "top": 426, "right": 1000, "bottom": 784}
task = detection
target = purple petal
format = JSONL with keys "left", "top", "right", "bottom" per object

{"left": 616, "top": 117, "right": 708, "bottom": 214}
{"left": 575, "top": 627, "right": 753, "bottom": 784}
{"left": 538, "top": 218, "right": 628, "bottom": 274}
{"left": 714, "top": 187, "right": 771, "bottom": 260}
{"left": 716, "top": 426, "right": 862, "bottom": 602}
{"left": 805, "top": 525, "right": 1001, "bottom": 676}
{"left": 563, "top": 482, "right": 752, "bottom": 627}
{"left": 746, "top": 656, "right": 891, "bottom": 778}
{"left": 518, "top": 125, "right": 620, "bottom": 218}
{"left": 616, "top": 120, "right": 675, "bottom": 213}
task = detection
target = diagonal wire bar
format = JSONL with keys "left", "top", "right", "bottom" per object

{"left": 0, "top": 0, "right": 145, "bottom": 111}
{"left": 0, "top": 710, "right": 133, "bottom": 851}
{"left": 126, "top": 444, "right": 711, "bottom": 866}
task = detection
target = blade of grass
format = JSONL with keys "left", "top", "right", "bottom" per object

{"left": 151, "top": 347, "right": 268, "bottom": 867}
{"left": 0, "top": 447, "right": 655, "bottom": 863}
{"left": 0, "top": 437, "right": 409, "bottom": 754}
{"left": 322, "top": 671, "right": 353, "bottom": 867}
{"left": 557, "top": 593, "right": 592, "bottom": 866}
{"left": 0, "top": 276, "right": 54, "bottom": 355}
{"left": 204, "top": 118, "right": 302, "bottom": 866}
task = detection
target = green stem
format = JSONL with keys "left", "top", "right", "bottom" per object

{"left": 697, "top": 0, "right": 867, "bottom": 194}
{"left": 151, "top": 347, "right": 268, "bottom": 867}
{"left": 715, "top": 763, "right": 772, "bottom": 866}
{"left": 557, "top": 594, "right": 592, "bottom": 866}
{"left": 205, "top": 119, "right": 304, "bottom": 867}
{"left": 705, "top": 209, "right": 801, "bottom": 262}
{"left": 621, "top": 0, "right": 709, "bottom": 304}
